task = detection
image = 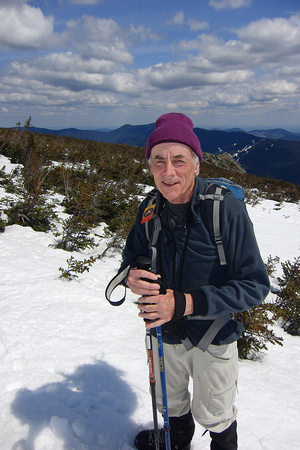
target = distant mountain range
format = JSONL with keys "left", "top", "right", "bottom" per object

{"left": 26, "top": 124, "right": 300, "bottom": 185}
{"left": 249, "top": 128, "right": 300, "bottom": 141}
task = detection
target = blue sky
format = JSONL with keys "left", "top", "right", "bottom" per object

{"left": 0, "top": 0, "right": 300, "bottom": 131}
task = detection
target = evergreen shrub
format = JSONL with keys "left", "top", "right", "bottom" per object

{"left": 1, "top": 125, "right": 300, "bottom": 361}
{"left": 236, "top": 303, "right": 283, "bottom": 360}
{"left": 59, "top": 255, "right": 97, "bottom": 280}
{"left": 277, "top": 257, "right": 300, "bottom": 336}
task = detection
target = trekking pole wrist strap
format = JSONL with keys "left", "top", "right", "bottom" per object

{"left": 171, "top": 289, "right": 186, "bottom": 321}
{"left": 105, "top": 264, "right": 131, "bottom": 306}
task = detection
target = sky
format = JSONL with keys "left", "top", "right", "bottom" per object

{"left": 0, "top": 0, "right": 300, "bottom": 131}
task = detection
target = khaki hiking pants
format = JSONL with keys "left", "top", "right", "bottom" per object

{"left": 151, "top": 338, "right": 238, "bottom": 433}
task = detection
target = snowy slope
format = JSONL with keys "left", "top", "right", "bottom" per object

{"left": 0, "top": 155, "right": 300, "bottom": 449}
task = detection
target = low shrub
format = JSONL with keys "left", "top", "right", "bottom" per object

{"left": 277, "top": 257, "right": 300, "bottom": 336}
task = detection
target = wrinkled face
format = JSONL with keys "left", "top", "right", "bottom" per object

{"left": 150, "top": 142, "right": 200, "bottom": 204}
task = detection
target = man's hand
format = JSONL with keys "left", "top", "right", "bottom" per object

{"left": 126, "top": 268, "right": 174, "bottom": 328}
{"left": 137, "top": 289, "right": 175, "bottom": 329}
{"left": 126, "top": 268, "right": 194, "bottom": 329}
{"left": 126, "top": 268, "right": 161, "bottom": 296}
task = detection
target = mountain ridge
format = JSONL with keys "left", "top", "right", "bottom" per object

{"left": 17, "top": 124, "right": 300, "bottom": 185}
{"left": 250, "top": 128, "right": 300, "bottom": 140}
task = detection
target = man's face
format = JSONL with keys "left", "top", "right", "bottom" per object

{"left": 150, "top": 142, "right": 199, "bottom": 204}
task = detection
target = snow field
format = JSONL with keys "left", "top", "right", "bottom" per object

{"left": 0, "top": 154, "right": 299, "bottom": 449}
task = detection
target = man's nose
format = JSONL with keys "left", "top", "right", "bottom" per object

{"left": 164, "top": 160, "right": 175, "bottom": 177}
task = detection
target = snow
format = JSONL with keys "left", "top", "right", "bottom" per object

{"left": 1, "top": 155, "right": 300, "bottom": 449}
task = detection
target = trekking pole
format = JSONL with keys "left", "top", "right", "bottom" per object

{"left": 146, "top": 328, "right": 160, "bottom": 450}
{"left": 136, "top": 256, "right": 171, "bottom": 450}
{"left": 137, "top": 257, "right": 160, "bottom": 450}
{"left": 156, "top": 325, "right": 171, "bottom": 450}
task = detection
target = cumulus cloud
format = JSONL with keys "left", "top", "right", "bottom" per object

{"left": 65, "top": 16, "right": 134, "bottom": 64}
{"left": 178, "top": 35, "right": 253, "bottom": 69}
{"left": 187, "top": 20, "right": 210, "bottom": 32}
{"left": 0, "top": 2, "right": 56, "bottom": 50}
{"left": 167, "top": 12, "right": 209, "bottom": 32}
{"left": 178, "top": 14, "right": 300, "bottom": 72}
{"left": 140, "top": 59, "right": 252, "bottom": 91}
{"left": 209, "top": 0, "right": 252, "bottom": 10}
{"left": 0, "top": 0, "right": 26, "bottom": 5}
{"left": 276, "top": 65, "right": 300, "bottom": 80}
{"left": 169, "top": 11, "right": 185, "bottom": 26}
{"left": 0, "top": 3, "right": 299, "bottom": 128}
{"left": 69, "top": 0, "right": 103, "bottom": 4}
{"left": 129, "top": 24, "right": 162, "bottom": 43}
{"left": 237, "top": 15, "right": 300, "bottom": 53}
{"left": 7, "top": 53, "right": 135, "bottom": 93}
{"left": 0, "top": 7, "right": 163, "bottom": 108}
{"left": 135, "top": 12, "right": 300, "bottom": 117}
{"left": 249, "top": 80, "right": 298, "bottom": 102}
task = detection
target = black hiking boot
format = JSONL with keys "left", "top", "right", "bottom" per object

{"left": 134, "top": 411, "right": 195, "bottom": 450}
{"left": 210, "top": 420, "right": 238, "bottom": 450}
{"left": 134, "top": 428, "right": 167, "bottom": 449}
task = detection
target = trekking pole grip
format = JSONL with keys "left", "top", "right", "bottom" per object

{"left": 136, "top": 256, "right": 166, "bottom": 294}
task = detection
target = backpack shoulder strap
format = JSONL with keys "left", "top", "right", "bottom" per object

{"left": 105, "top": 189, "right": 160, "bottom": 305}
{"left": 199, "top": 183, "right": 230, "bottom": 266}
{"left": 144, "top": 188, "right": 158, "bottom": 242}
{"left": 144, "top": 188, "right": 164, "bottom": 274}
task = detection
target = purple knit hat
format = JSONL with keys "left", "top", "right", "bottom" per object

{"left": 145, "top": 112, "right": 202, "bottom": 161}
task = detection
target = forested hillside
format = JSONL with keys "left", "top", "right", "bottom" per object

{"left": 1, "top": 125, "right": 299, "bottom": 382}
{"left": 1, "top": 127, "right": 299, "bottom": 246}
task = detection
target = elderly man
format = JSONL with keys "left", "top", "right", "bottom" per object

{"left": 121, "top": 113, "right": 270, "bottom": 449}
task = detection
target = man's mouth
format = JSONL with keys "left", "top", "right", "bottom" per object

{"left": 162, "top": 181, "right": 179, "bottom": 186}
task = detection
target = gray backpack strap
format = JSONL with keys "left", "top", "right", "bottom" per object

{"left": 196, "top": 313, "right": 232, "bottom": 351}
{"left": 199, "top": 185, "right": 228, "bottom": 266}
{"left": 146, "top": 214, "right": 161, "bottom": 274}
{"left": 145, "top": 192, "right": 162, "bottom": 274}
{"left": 212, "top": 186, "right": 227, "bottom": 266}
{"left": 105, "top": 191, "right": 161, "bottom": 307}
{"left": 182, "top": 313, "right": 232, "bottom": 352}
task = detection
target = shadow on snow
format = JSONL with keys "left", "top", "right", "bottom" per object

{"left": 11, "top": 360, "right": 138, "bottom": 449}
